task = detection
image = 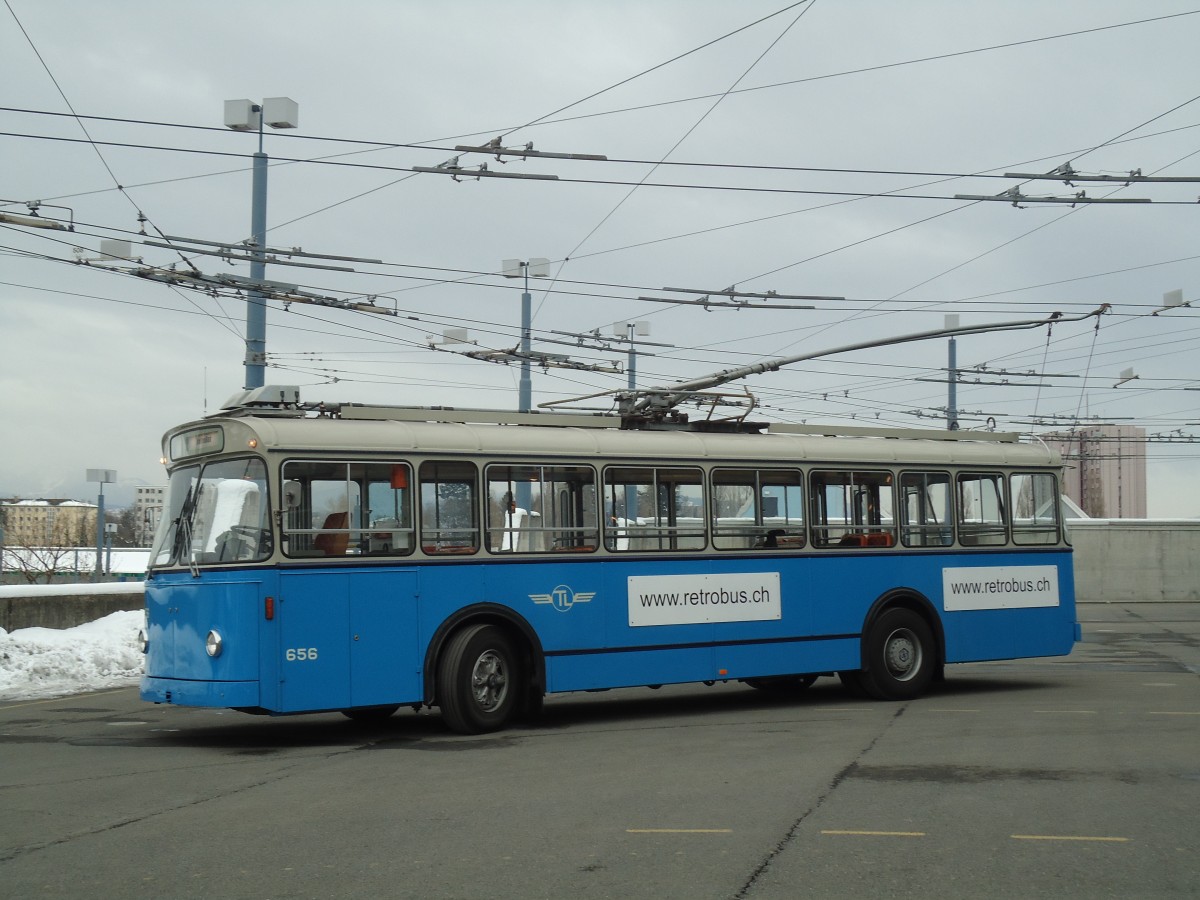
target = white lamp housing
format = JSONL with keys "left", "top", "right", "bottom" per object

{"left": 261, "top": 97, "right": 299, "bottom": 129}
{"left": 224, "top": 99, "right": 259, "bottom": 131}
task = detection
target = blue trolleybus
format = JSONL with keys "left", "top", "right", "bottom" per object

{"left": 141, "top": 389, "right": 1078, "bottom": 733}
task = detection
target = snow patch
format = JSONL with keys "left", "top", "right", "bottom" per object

{"left": 0, "top": 610, "right": 144, "bottom": 701}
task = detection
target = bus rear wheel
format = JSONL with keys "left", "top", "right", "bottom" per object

{"left": 856, "top": 608, "right": 935, "bottom": 700}
{"left": 437, "top": 624, "right": 521, "bottom": 734}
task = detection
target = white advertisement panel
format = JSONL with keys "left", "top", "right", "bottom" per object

{"left": 942, "top": 565, "right": 1060, "bottom": 611}
{"left": 628, "top": 572, "right": 781, "bottom": 627}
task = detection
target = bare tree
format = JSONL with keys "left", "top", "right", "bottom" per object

{"left": 3, "top": 514, "right": 94, "bottom": 584}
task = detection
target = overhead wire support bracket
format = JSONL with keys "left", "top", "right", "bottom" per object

{"left": 454, "top": 137, "right": 607, "bottom": 162}
{"left": 411, "top": 161, "right": 559, "bottom": 181}
{"left": 1003, "top": 165, "right": 1200, "bottom": 185}
{"left": 143, "top": 240, "right": 359, "bottom": 272}
{"left": 548, "top": 328, "right": 676, "bottom": 351}
{"left": 954, "top": 186, "right": 1151, "bottom": 207}
{"left": 460, "top": 345, "right": 620, "bottom": 374}
{"left": 663, "top": 286, "right": 844, "bottom": 302}
{"left": 639, "top": 284, "right": 841, "bottom": 312}
{"left": 638, "top": 295, "right": 819, "bottom": 311}
{"left": 127, "top": 265, "right": 399, "bottom": 317}
{"left": 0, "top": 199, "right": 74, "bottom": 231}
{"left": 159, "top": 234, "right": 382, "bottom": 264}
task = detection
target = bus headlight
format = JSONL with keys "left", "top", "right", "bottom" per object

{"left": 205, "top": 630, "right": 224, "bottom": 658}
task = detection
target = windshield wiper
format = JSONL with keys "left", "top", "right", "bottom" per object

{"left": 173, "top": 482, "right": 204, "bottom": 577}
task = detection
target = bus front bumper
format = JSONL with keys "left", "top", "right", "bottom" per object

{"left": 141, "top": 676, "right": 260, "bottom": 708}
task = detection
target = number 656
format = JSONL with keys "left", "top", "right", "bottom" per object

{"left": 285, "top": 647, "right": 318, "bottom": 661}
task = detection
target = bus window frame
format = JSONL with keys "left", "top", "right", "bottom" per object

{"left": 710, "top": 466, "right": 806, "bottom": 551}
{"left": 602, "top": 464, "right": 707, "bottom": 552}
{"left": 1010, "top": 470, "right": 1061, "bottom": 546}
{"left": 419, "top": 459, "right": 481, "bottom": 555}
{"left": 956, "top": 470, "right": 1009, "bottom": 547}
{"left": 899, "top": 470, "right": 953, "bottom": 549}
{"left": 809, "top": 468, "right": 897, "bottom": 549}
{"left": 279, "top": 458, "right": 417, "bottom": 559}
{"left": 484, "top": 462, "right": 599, "bottom": 554}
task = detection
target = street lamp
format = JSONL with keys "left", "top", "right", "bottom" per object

{"left": 86, "top": 468, "right": 115, "bottom": 581}
{"left": 501, "top": 258, "right": 550, "bottom": 412}
{"left": 224, "top": 97, "right": 299, "bottom": 390}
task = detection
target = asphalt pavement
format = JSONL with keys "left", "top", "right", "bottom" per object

{"left": 1, "top": 602, "right": 1197, "bottom": 899}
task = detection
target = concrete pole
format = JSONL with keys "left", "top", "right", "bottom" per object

{"left": 947, "top": 336, "right": 959, "bottom": 430}
{"left": 626, "top": 323, "right": 637, "bottom": 391}
{"left": 93, "top": 486, "right": 105, "bottom": 581}
{"left": 245, "top": 147, "right": 269, "bottom": 389}
{"left": 519, "top": 275, "right": 532, "bottom": 413}
{"left": 515, "top": 269, "right": 534, "bottom": 513}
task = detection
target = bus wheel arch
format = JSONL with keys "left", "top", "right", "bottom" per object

{"left": 424, "top": 604, "right": 544, "bottom": 728}
{"left": 851, "top": 589, "right": 943, "bottom": 700}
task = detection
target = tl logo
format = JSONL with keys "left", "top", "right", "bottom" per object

{"left": 530, "top": 584, "right": 595, "bottom": 612}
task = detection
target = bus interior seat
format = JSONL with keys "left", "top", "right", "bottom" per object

{"left": 314, "top": 512, "right": 349, "bottom": 556}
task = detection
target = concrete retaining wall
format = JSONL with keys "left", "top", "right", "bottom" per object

{"left": 0, "top": 583, "right": 144, "bottom": 632}
{"left": 1068, "top": 519, "right": 1200, "bottom": 604}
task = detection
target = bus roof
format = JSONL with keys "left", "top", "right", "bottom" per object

{"left": 167, "top": 410, "right": 1061, "bottom": 469}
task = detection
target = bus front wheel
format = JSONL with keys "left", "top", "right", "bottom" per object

{"left": 437, "top": 624, "right": 521, "bottom": 734}
{"left": 856, "top": 608, "right": 935, "bottom": 700}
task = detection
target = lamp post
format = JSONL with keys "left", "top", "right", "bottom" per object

{"left": 86, "top": 469, "right": 115, "bottom": 581}
{"left": 224, "top": 97, "right": 299, "bottom": 390}
{"left": 501, "top": 258, "right": 550, "bottom": 412}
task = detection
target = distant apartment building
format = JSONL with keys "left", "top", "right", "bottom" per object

{"left": 1043, "top": 425, "right": 1147, "bottom": 518}
{"left": 134, "top": 485, "right": 166, "bottom": 546}
{"left": 1, "top": 499, "right": 98, "bottom": 546}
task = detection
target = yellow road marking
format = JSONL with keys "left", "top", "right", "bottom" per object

{"left": 1011, "top": 835, "right": 1130, "bottom": 843}
{"left": 821, "top": 830, "right": 925, "bottom": 837}
{"left": 626, "top": 829, "right": 732, "bottom": 834}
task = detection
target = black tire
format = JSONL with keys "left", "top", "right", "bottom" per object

{"left": 856, "top": 607, "right": 935, "bottom": 700}
{"left": 437, "top": 624, "right": 522, "bottom": 734}
{"left": 341, "top": 704, "right": 400, "bottom": 723}
{"left": 838, "top": 670, "right": 873, "bottom": 698}
{"left": 517, "top": 681, "right": 545, "bottom": 723}
{"left": 744, "top": 674, "right": 819, "bottom": 694}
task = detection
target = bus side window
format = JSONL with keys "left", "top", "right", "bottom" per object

{"left": 956, "top": 472, "right": 1007, "bottom": 546}
{"left": 420, "top": 460, "right": 480, "bottom": 554}
{"left": 280, "top": 459, "right": 362, "bottom": 558}
{"left": 810, "top": 470, "right": 895, "bottom": 548}
{"left": 485, "top": 464, "right": 598, "bottom": 554}
{"left": 900, "top": 471, "right": 951, "bottom": 548}
{"left": 711, "top": 467, "right": 804, "bottom": 550}
{"left": 1011, "top": 471, "right": 1060, "bottom": 545}
{"left": 603, "top": 466, "right": 705, "bottom": 551}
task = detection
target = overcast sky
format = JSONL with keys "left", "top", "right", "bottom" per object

{"left": 2, "top": 1, "right": 1199, "bottom": 515}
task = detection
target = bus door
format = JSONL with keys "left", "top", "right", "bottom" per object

{"left": 276, "top": 569, "right": 420, "bottom": 712}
